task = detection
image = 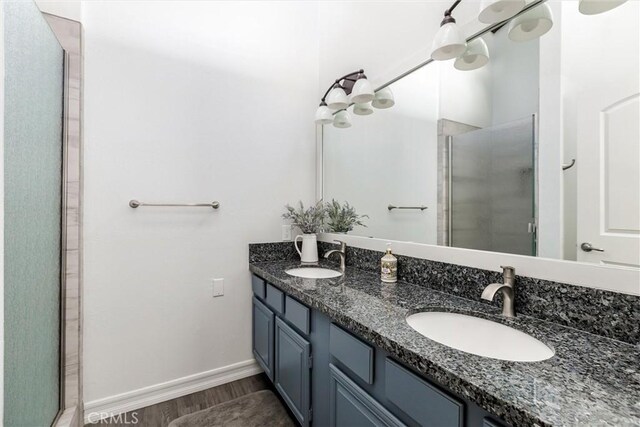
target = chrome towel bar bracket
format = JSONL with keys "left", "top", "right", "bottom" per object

{"left": 388, "top": 205, "right": 428, "bottom": 211}
{"left": 129, "top": 200, "right": 220, "bottom": 209}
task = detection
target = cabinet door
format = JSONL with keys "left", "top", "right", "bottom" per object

{"left": 253, "top": 297, "right": 275, "bottom": 380}
{"left": 275, "top": 317, "right": 312, "bottom": 426}
{"left": 329, "top": 364, "right": 406, "bottom": 427}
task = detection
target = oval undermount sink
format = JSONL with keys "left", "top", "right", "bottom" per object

{"left": 406, "top": 311, "right": 554, "bottom": 362}
{"left": 285, "top": 267, "right": 342, "bottom": 279}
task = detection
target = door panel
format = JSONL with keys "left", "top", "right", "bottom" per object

{"left": 252, "top": 297, "right": 275, "bottom": 380}
{"left": 275, "top": 317, "right": 311, "bottom": 426}
{"left": 3, "top": 1, "right": 64, "bottom": 426}
{"left": 576, "top": 1, "right": 640, "bottom": 267}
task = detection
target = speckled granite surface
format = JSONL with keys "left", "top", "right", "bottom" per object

{"left": 249, "top": 259, "right": 640, "bottom": 427}
{"left": 315, "top": 241, "right": 640, "bottom": 345}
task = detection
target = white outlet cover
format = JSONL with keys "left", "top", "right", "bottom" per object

{"left": 212, "top": 278, "right": 224, "bottom": 297}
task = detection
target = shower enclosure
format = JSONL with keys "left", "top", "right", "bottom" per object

{"left": 4, "top": 1, "right": 65, "bottom": 425}
{"left": 449, "top": 116, "right": 537, "bottom": 256}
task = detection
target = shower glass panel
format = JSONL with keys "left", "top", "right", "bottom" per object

{"left": 4, "top": 1, "right": 64, "bottom": 425}
{"left": 450, "top": 116, "right": 536, "bottom": 256}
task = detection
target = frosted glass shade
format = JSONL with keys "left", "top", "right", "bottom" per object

{"left": 372, "top": 87, "right": 395, "bottom": 109}
{"left": 431, "top": 22, "right": 467, "bottom": 61}
{"left": 350, "top": 78, "right": 375, "bottom": 104}
{"left": 326, "top": 87, "right": 349, "bottom": 110}
{"left": 315, "top": 105, "right": 333, "bottom": 124}
{"left": 353, "top": 102, "right": 374, "bottom": 115}
{"left": 454, "top": 38, "right": 490, "bottom": 70}
{"left": 579, "top": 0, "right": 627, "bottom": 14}
{"left": 333, "top": 110, "right": 352, "bottom": 128}
{"left": 508, "top": 3, "right": 553, "bottom": 42}
{"left": 478, "top": 0, "right": 526, "bottom": 24}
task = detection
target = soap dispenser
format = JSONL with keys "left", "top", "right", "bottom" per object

{"left": 381, "top": 243, "right": 397, "bottom": 283}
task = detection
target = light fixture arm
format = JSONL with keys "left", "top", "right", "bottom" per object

{"left": 319, "top": 69, "right": 366, "bottom": 105}
{"left": 442, "top": 0, "right": 462, "bottom": 24}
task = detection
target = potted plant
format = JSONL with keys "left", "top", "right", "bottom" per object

{"left": 282, "top": 201, "right": 326, "bottom": 263}
{"left": 325, "top": 199, "right": 368, "bottom": 233}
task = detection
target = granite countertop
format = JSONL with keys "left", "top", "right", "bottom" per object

{"left": 249, "top": 259, "right": 640, "bottom": 427}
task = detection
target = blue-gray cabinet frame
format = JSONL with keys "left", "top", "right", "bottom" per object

{"left": 275, "top": 317, "right": 312, "bottom": 426}
{"left": 330, "top": 364, "right": 406, "bottom": 427}
{"left": 252, "top": 297, "right": 275, "bottom": 380}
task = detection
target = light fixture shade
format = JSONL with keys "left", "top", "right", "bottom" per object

{"left": 326, "top": 87, "right": 349, "bottom": 110}
{"left": 508, "top": 3, "right": 553, "bottom": 42}
{"left": 371, "top": 87, "right": 395, "bottom": 109}
{"left": 315, "top": 105, "right": 333, "bottom": 124}
{"left": 478, "top": 0, "right": 526, "bottom": 24}
{"left": 431, "top": 22, "right": 467, "bottom": 61}
{"left": 578, "top": 0, "right": 627, "bottom": 15}
{"left": 333, "top": 110, "right": 352, "bottom": 128}
{"left": 353, "top": 102, "right": 374, "bottom": 116}
{"left": 350, "top": 78, "right": 375, "bottom": 104}
{"left": 454, "top": 38, "right": 490, "bottom": 71}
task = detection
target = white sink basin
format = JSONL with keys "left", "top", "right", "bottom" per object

{"left": 406, "top": 311, "right": 554, "bottom": 362}
{"left": 285, "top": 267, "right": 342, "bottom": 279}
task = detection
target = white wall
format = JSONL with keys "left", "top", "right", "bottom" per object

{"left": 82, "top": 0, "right": 318, "bottom": 406}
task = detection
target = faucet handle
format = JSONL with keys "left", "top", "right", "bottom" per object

{"left": 333, "top": 239, "right": 346, "bottom": 249}
{"left": 500, "top": 265, "right": 516, "bottom": 279}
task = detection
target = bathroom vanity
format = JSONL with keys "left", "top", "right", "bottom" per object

{"left": 248, "top": 245, "right": 640, "bottom": 427}
{"left": 251, "top": 273, "right": 500, "bottom": 427}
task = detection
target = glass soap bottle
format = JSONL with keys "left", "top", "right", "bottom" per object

{"left": 381, "top": 244, "right": 397, "bottom": 283}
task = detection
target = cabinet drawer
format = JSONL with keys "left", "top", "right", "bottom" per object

{"left": 285, "top": 295, "right": 310, "bottom": 335}
{"left": 385, "top": 358, "right": 463, "bottom": 427}
{"left": 266, "top": 283, "right": 284, "bottom": 314}
{"left": 251, "top": 275, "right": 266, "bottom": 299}
{"left": 330, "top": 324, "right": 374, "bottom": 384}
{"left": 330, "top": 364, "right": 406, "bottom": 427}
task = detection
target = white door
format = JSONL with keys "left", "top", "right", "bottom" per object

{"left": 576, "top": 3, "right": 640, "bottom": 267}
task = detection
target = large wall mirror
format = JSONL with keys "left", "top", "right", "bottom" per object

{"left": 321, "top": 0, "right": 639, "bottom": 268}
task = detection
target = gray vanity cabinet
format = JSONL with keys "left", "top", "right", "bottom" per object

{"left": 275, "top": 317, "right": 312, "bottom": 427}
{"left": 330, "top": 364, "right": 406, "bottom": 427}
{"left": 252, "top": 297, "right": 275, "bottom": 380}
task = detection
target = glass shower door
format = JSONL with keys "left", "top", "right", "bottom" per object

{"left": 449, "top": 116, "right": 536, "bottom": 256}
{"left": 4, "top": 1, "right": 64, "bottom": 425}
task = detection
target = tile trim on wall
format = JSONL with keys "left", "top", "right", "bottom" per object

{"left": 43, "top": 13, "right": 83, "bottom": 427}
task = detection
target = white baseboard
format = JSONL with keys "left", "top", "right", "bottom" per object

{"left": 83, "top": 359, "right": 262, "bottom": 423}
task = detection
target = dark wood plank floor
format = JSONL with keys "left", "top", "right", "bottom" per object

{"left": 86, "top": 373, "right": 292, "bottom": 427}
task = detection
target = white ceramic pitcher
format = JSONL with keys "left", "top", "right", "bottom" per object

{"left": 294, "top": 233, "right": 319, "bottom": 263}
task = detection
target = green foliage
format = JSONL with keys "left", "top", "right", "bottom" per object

{"left": 282, "top": 201, "right": 326, "bottom": 234}
{"left": 325, "top": 199, "right": 368, "bottom": 233}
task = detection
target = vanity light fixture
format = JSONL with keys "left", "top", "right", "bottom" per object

{"left": 454, "top": 37, "right": 490, "bottom": 70}
{"left": 316, "top": 69, "right": 385, "bottom": 126}
{"left": 333, "top": 110, "right": 352, "bottom": 128}
{"left": 507, "top": 2, "right": 553, "bottom": 42}
{"left": 478, "top": 0, "right": 526, "bottom": 24}
{"left": 315, "top": 102, "right": 334, "bottom": 125}
{"left": 431, "top": 0, "right": 467, "bottom": 61}
{"left": 578, "top": 0, "right": 627, "bottom": 15}
{"left": 372, "top": 87, "right": 395, "bottom": 109}
{"left": 353, "top": 102, "right": 374, "bottom": 115}
{"left": 326, "top": 85, "right": 349, "bottom": 110}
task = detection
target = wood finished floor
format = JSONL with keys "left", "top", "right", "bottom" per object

{"left": 85, "top": 373, "right": 295, "bottom": 427}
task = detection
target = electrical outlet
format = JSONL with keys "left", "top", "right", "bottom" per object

{"left": 282, "top": 224, "right": 292, "bottom": 241}
{"left": 212, "top": 278, "right": 224, "bottom": 297}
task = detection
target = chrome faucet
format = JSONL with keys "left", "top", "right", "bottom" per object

{"left": 481, "top": 266, "right": 516, "bottom": 317}
{"left": 324, "top": 240, "right": 347, "bottom": 272}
